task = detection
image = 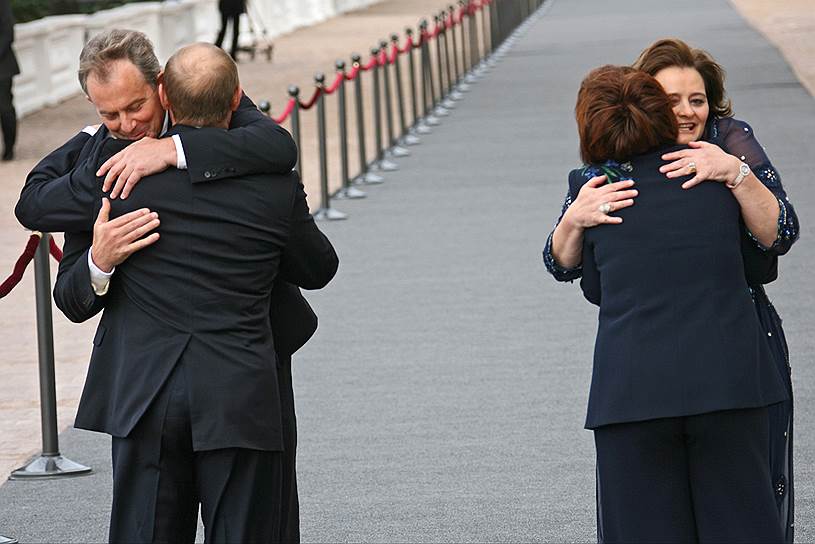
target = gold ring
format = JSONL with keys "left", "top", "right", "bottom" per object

{"left": 599, "top": 202, "right": 612, "bottom": 214}
{"left": 688, "top": 161, "right": 697, "bottom": 174}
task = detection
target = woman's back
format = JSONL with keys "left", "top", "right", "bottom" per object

{"left": 571, "top": 145, "right": 787, "bottom": 429}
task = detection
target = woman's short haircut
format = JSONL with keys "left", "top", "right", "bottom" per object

{"left": 575, "top": 65, "right": 678, "bottom": 165}
{"left": 633, "top": 38, "right": 733, "bottom": 118}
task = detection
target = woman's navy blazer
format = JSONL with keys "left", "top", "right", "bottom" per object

{"left": 571, "top": 145, "right": 788, "bottom": 429}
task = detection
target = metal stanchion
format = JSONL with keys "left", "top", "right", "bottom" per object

{"left": 381, "top": 39, "right": 409, "bottom": 159}
{"left": 333, "top": 60, "right": 366, "bottom": 200}
{"left": 370, "top": 47, "right": 398, "bottom": 172}
{"left": 288, "top": 86, "right": 302, "bottom": 175}
{"left": 448, "top": 5, "right": 467, "bottom": 97}
{"left": 392, "top": 34, "right": 419, "bottom": 146}
{"left": 418, "top": 20, "right": 440, "bottom": 127}
{"left": 459, "top": 0, "right": 471, "bottom": 74}
{"left": 312, "top": 74, "right": 347, "bottom": 221}
{"left": 440, "top": 13, "right": 458, "bottom": 110}
{"left": 350, "top": 53, "right": 384, "bottom": 185}
{"left": 431, "top": 15, "right": 450, "bottom": 118}
{"left": 0, "top": 535, "right": 18, "bottom": 544}
{"left": 10, "top": 234, "right": 91, "bottom": 481}
{"left": 466, "top": 1, "right": 481, "bottom": 82}
{"left": 405, "top": 28, "right": 430, "bottom": 136}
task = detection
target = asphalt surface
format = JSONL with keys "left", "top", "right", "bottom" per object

{"left": 1, "top": 0, "right": 813, "bottom": 541}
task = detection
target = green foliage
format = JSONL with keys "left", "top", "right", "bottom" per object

{"left": 11, "top": 0, "right": 156, "bottom": 24}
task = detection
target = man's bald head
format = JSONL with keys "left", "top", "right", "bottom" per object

{"left": 162, "top": 43, "right": 240, "bottom": 127}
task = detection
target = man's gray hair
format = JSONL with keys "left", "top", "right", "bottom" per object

{"left": 78, "top": 29, "right": 161, "bottom": 94}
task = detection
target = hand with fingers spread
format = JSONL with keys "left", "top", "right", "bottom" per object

{"left": 550, "top": 175, "right": 638, "bottom": 270}
{"left": 96, "top": 137, "right": 178, "bottom": 199}
{"left": 563, "top": 175, "right": 638, "bottom": 228}
{"left": 91, "top": 198, "right": 161, "bottom": 273}
{"left": 660, "top": 141, "right": 741, "bottom": 189}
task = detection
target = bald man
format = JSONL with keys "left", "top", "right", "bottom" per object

{"left": 32, "top": 43, "right": 338, "bottom": 543}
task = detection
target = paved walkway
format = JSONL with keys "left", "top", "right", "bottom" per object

{"left": 1, "top": 0, "right": 814, "bottom": 541}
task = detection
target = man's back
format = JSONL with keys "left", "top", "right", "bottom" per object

{"left": 77, "top": 131, "right": 338, "bottom": 451}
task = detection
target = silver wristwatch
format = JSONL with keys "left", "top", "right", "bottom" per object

{"left": 726, "top": 161, "right": 750, "bottom": 189}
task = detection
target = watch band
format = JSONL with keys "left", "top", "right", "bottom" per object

{"left": 726, "top": 162, "right": 750, "bottom": 189}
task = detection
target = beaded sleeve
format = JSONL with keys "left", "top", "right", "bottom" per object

{"left": 710, "top": 117, "right": 799, "bottom": 255}
{"left": 542, "top": 191, "right": 583, "bottom": 282}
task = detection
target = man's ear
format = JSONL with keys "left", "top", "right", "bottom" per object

{"left": 231, "top": 86, "right": 242, "bottom": 112}
{"left": 157, "top": 73, "right": 171, "bottom": 112}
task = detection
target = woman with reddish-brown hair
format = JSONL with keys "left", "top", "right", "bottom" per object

{"left": 544, "top": 39, "right": 797, "bottom": 542}
{"left": 558, "top": 65, "right": 786, "bottom": 542}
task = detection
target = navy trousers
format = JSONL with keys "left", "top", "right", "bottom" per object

{"left": 594, "top": 407, "right": 784, "bottom": 543}
{"left": 109, "top": 362, "right": 283, "bottom": 544}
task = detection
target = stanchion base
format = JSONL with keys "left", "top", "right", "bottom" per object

{"left": 433, "top": 106, "right": 450, "bottom": 117}
{"left": 450, "top": 90, "right": 465, "bottom": 100}
{"left": 334, "top": 186, "right": 367, "bottom": 199}
{"left": 402, "top": 133, "right": 421, "bottom": 145}
{"left": 414, "top": 123, "right": 432, "bottom": 134}
{"left": 457, "top": 83, "right": 471, "bottom": 92}
{"left": 372, "top": 159, "right": 399, "bottom": 172}
{"left": 425, "top": 115, "right": 441, "bottom": 126}
{"left": 0, "top": 535, "right": 18, "bottom": 544}
{"left": 442, "top": 98, "right": 458, "bottom": 109}
{"left": 10, "top": 454, "right": 92, "bottom": 480}
{"left": 355, "top": 172, "right": 385, "bottom": 185}
{"left": 387, "top": 146, "right": 410, "bottom": 158}
{"left": 464, "top": 73, "right": 480, "bottom": 84}
{"left": 313, "top": 207, "right": 348, "bottom": 221}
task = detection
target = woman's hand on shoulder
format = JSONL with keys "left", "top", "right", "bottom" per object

{"left": 563, "top": 175, "right": 638, "bottom": 229}
{"left": 660, "top": 141, "right": 741, "bottom": 189}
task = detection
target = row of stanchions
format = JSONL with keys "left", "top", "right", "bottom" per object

{"left": 259, "top": 0, "right": 546, "bottom": 221}
{"left": 0, "top": 2, "right": 546, "bottom": 540}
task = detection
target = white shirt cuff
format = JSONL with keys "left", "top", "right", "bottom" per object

{"left": 172, "top": 134, "right": 187, "bottom": 170}
{"left": 88, "top": 248, "right": 114, "bottom": 296}
{"left": 82, "top": 125, "right": 100, "bottom": 136}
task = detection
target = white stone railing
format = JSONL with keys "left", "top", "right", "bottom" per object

{"left": 12, "top": 0, "right": 382, "bottom": 117}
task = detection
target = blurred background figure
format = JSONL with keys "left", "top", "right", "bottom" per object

{"left": 215, "top": 0, "right": 246, "bottom": 60}
{"left": 1, "top": 0, "right": 20, "bottom": 161}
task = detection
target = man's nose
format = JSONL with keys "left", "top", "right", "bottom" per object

{"left": 121, "top": 114, "right": 137, "bottom": 135}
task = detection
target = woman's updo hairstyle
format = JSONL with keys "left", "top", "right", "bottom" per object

{"left": 575, "top": 65, "right": 678, "bottom": 164}
{"left": 633, "top": 38, "right": 733, "bottom": 118}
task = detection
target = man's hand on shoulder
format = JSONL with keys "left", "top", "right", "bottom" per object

{"left": 97, "top": 137, "right": 178, "bottom": 199}
{"left": 91, "top": 198, "right": 161, "bottom": 272}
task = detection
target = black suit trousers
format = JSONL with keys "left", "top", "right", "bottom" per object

{"left": 109, "top": 362, "right": 283, "bottom": 544}
{"left": 594, "top": 407, "right": 783, "bottom": 543}
{"left": 0, "top": 77, "right": 15, "bottom": 154}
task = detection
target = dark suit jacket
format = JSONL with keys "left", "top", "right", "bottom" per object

{"left": 0, "top": 1, "right": 20, "bottom": 79}
{"left": 572, "top": 145, "right": 788, "bottom": 429}
{"left": 15, "top": 95, "right": 318, "bottom": 357}
{"left": 73, "top": 129, "right": 336, "bottom": 451}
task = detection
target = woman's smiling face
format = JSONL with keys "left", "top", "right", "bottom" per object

{"left": 654, "top": 66, "right": 710, "bottom": 144}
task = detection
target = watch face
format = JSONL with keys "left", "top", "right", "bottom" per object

{"left": 740, "top": 163, "right": 751, "bottom": 176}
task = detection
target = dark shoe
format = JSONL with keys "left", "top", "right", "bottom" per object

{"left": 1, "top": 149, "right": 12, "bottom": 161}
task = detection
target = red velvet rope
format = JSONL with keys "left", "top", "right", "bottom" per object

{"left": 49, "top": 236, "right": 63, "bottom": 262}
{"left": 360, "top": 55, "right": 378, "bottom": 71}
{"left": 298, "top": 87, "right": 322, "bottom": 110}
{"left": 377, "top": 49, "right": 388, "bottom": 66}
{"left": 397, "top": 36, "right": 413, "bottom": 54}
{"left": 323, "top": 72, "right": 344, "bottom": 95}
{"left": 0, "top": 234, "right": 41, "bottom": 299}
{"left": 387, "top": 45, "right": 398, "bottom": 64}
{"left": 273, "top": 98, "right": 296, "bottom": 123}
{"left": 345, "top": 64, "right": 360, "bottom": 80}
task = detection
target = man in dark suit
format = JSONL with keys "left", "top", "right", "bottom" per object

{"left": 16, "top": 31, "right": 326, "bottom": 543}
{"left": 1, "top": 0, "right": 20, "bottom": 160}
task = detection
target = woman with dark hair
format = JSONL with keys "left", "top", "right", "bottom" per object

{"left": 544, "top": 39, "right": 798, "bottom": 542}
{"left": 562, "top": 65, "right": 786, "bottom": 542}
